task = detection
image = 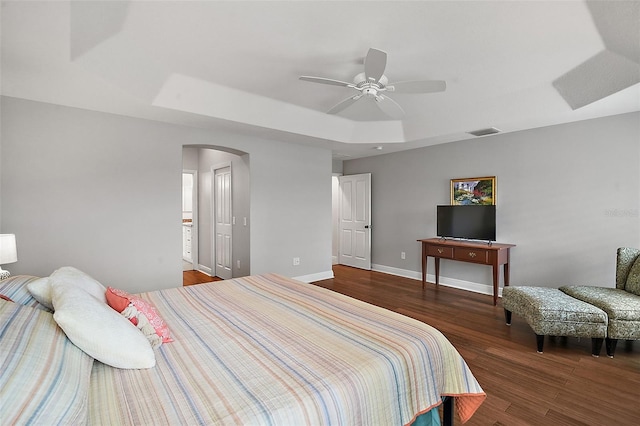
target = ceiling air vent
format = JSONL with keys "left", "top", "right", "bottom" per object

{"left": 467, "top": 127, "right": 501, "bottom": 137}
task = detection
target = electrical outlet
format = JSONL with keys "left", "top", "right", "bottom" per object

{"left": 401, "top": 251, "right": 406, "bottom": 260}
{"left": 237, "top": 260, "right": 241, "bottom": 269}
{"left": 293, "top": 257, "right": 300, "bottom": 266}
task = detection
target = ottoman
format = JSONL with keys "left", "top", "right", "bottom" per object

{"left": 502, "top": 286, "right": 608, "bottom": 356}
{"left": 560, "top": 285, "right": 640, "bottom": 357}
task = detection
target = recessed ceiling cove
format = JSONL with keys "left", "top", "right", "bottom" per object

{"left": 1, "top": 0, "right": 638, "bottom": 155}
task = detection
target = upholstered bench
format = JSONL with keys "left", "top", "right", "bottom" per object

{"left": 502, "top": 286, "right": 608, "bottom": 356}
{"left": 560, "top": 286, "right": 640, "bottom": 357}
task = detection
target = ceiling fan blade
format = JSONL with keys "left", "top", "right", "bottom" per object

{"left": 299, "top": 76, "right": 353, "bottom": 88}
{"left": 374, "top": 95, "right": 405, "bottom": 120}
{"left": 327, "top": 95, "right": 362, "bottom": 114}
{"left": 388, "top": 80, "right": 447, "bottom": 93}
{"left": 364, "top": 48, "right": 387, "bottom": 82}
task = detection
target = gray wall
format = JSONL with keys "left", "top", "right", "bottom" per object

{"left": 1, "top": 97, "right": 333, "bottom": 293}
{"left": 344, "top": 112, "right": 640, "bottom": 290}
{"left": 182, "top": 147, "right": 199, "bottom": 170}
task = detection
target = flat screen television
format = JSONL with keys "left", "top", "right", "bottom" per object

{"left": 437, "top": 205, "right": 496, "bottom": 242}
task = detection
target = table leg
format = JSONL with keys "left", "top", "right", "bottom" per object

{"left": 504, "top": 262, "right": 510, "bottom": 286}
{"left": 434, "top": 258, "right": 440, "bottom": 288}
{"left": 421, "top": 243, "right": 427, "bottom": 289}
{"left": 492, "top": 264, "right": 499, "bottom": 305}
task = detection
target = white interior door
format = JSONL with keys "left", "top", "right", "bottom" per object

{"left": 213, "top": 164, "right": 232, "bottom": 280}
{"left": 339, "top": 173, "right": 371, "bottom": 270}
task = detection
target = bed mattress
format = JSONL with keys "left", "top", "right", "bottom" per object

{"left": 88, "top": 273, "right": 485, "bottom": 425}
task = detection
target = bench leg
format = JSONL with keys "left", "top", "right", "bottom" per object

{"left": 591, "top": 338, "right": 603, "bottom": 357}
{"left": 504, "top": 309, "right": 512, "bottom": 325}
{"left": 536, "top": 334, "right": 544, "bottom": 353}
{"left": 442, "top": 396, "right": 454, "bottom": 426}
{"left": 606, "top": 338, "right": 618, "bottom": 358}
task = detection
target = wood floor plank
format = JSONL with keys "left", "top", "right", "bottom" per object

{"left": 183, "top": 270, "right": 221, "bottom": 286}
{"left": 312, "top": 265, "right": 640, "bottom": 426}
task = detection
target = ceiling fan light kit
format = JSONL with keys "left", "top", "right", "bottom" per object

{"left": 300, "top": 48, "right": 446, "bottom": 119}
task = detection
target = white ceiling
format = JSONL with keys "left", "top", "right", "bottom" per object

{"left": 2, "top": 0, "right": 639, "bottom": 159}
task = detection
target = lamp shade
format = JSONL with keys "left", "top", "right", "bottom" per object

{"left": 0, "top": 234, "right": 18, "bottom": 264}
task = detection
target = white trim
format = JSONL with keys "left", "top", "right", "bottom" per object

{"left": 182, "top": 169, "right": 198, "bottom": 270}
{"left": 371, "top": 264, "right": 502, "bottom": 298}
{"left": 293, "top": 270, "right": 335, "bottom": 283}
{"left": 331, "top": 173, "right": 342, "bottom": 267}
{"left": 372, "top": 264, "right": 422, "bottom": 280}
{"left": 197, "top": 264, "right": 213, "bottom": 276}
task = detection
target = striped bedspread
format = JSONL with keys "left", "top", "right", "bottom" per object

{"left": 89, "top": 274, "right": 485, "bottom": 425}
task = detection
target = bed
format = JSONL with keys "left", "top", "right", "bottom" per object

{"left": 1, "top": 272, "right": 485, "bottom": 425}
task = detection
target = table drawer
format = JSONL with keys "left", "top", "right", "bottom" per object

{"left": 454, "top": 248, "right": 489, "bottom": 264}
{"left": 428, "top": 245, "right": 454, "bottom": 258}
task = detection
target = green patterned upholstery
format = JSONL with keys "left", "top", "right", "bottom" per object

{"left": 559, "top": 247, "right": 640, "bottom": 356}
{"left": 615, "top": 247, "right": 640, "bottom": 290}
{"left": 502, "top": 286, "right": 607, "bottom": 357}
{"left": 625, "top": 256, "right": 640, "bottom": 296}
{"left": 560, "top": 287, "right": 640, "bottom": 341}
{"left": 503, "top": 287, "right": 607, "bottom": 338}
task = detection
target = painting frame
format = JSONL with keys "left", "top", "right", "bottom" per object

{"left": 450, "top": 176, "right": 496, "bottom": 205}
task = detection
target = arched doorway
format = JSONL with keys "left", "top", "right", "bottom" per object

{"left": 182, "top": 145, "right": 250, "bottom": 281}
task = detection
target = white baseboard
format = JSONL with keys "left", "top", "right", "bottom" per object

{"left": 294, "top": 270, "right": 334, "bottom": 283}
{"left": 371, "top": 264, "right": 501, "bottom": 298}
{"left": 372, "top": 264, "right": 422, "bottom": 280}
{"left": 331, "top": 255, "right": 339, "bottom": 265}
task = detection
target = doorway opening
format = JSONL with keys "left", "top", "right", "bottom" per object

{"left": 182, "top": 170, "right": 197, "bottom": 271}
{"left": 333, "top": 173, "right": 372, "bottom": 270}
{"left": 181, "top": 146, "right": 250, "bottom": 285}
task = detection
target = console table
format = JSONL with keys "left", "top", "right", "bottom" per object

{"left": 417, "top": 238, "right": 516, "bottom": 305}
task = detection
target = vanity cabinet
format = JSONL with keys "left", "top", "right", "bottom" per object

{"left": 183, "top": 224, "right": 193, "bottom": 261}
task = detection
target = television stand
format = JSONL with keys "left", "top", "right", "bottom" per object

{"left": 417, "top": 238, "right": 516, "bottom": 305}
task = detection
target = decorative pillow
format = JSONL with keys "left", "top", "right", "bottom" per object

{"left": 0, "top": 275, "right": 51, "bottom": 311}
{"left": 625, "top": 256, "right": 640, "bottom": 296}
{"left": 28, "top": 266, "right": 108, "bottom": 310}
{"left": 52, "top": 280, "right": 156, "bottom": 369}
{"left": 106, "top": 287, "right": 173, "bottom": 348}
{"left": 1, "top": 299, "right": 94, "bottom": 424}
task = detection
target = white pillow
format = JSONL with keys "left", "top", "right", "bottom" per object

{"left": 52, "top": 280, "right": 156, "bottom": 369}
{"left": 49, "top": 266, "right": 108, "bottom": 302}
{"left": 27, "top": 277, "right": 54, "bottom": 310}
{"left": 1, "top": 275, "right": 52, "bottom": 311}
{"left": 27, "top": 266, "right": 108, "bottom": 310}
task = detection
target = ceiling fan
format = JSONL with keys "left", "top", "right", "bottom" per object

{"left": 299, "top": 48, "right": 446, "bottom": 120}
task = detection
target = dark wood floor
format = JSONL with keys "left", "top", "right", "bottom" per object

{"left": 183, "top": 270, "right": 221, "bottom": 286}
{"left": 184, "top": 265, "right": 639, "bottom": 425}
{"left": 313, "top": 265, "right": 640, "bottom": 426}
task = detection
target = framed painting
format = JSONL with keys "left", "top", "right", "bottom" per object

{"left": 451, "top": 176, "right": 496, "bottom": 205}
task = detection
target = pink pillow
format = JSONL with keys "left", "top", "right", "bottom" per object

{"left": 106, "top": 287, "right": 173, "bottom": 344}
